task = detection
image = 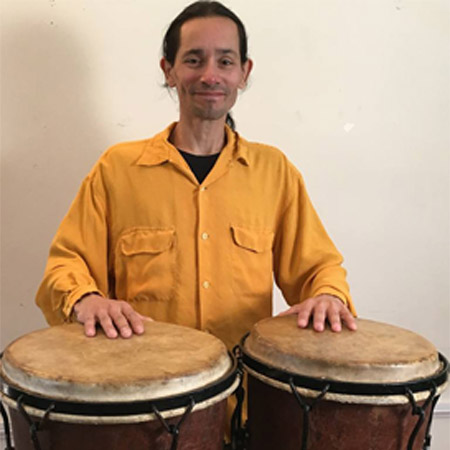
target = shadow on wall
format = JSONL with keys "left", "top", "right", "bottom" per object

{"left": 1, "top": 17, "right": 107, "bottom": 346}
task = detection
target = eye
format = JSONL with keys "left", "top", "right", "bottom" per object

{"left": 184, "top": 57, "right": 201, "bottom": 66}
{"left": 220, "top": 58, "right": 234, "bottom": 67}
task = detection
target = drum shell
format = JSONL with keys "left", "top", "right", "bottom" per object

{"left": 6, "top": 399, "right": 227, "bottom": 450}
{"left": 247, "top": 375, "right": 433, "bottom": 450}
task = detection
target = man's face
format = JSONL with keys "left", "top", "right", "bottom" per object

{"left": 162, "top": 16, "right": 252, "bottom": 123}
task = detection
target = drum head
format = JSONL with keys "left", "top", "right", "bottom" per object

{"left": 244, "top": 316, "right": 440, "bottom": 383}
{"left": 1, "top": 322, "right": 232, "bottom": 403}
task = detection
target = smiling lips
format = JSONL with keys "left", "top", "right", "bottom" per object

{"left": 192, "top": 90, "right": 227, "bottom": 99}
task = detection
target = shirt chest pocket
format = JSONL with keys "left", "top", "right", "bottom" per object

{"left": 114, "top": 228, "right": 176, "bottom": 301}
{"left": 230, "top": 225, "right": 274, "bottom": 297}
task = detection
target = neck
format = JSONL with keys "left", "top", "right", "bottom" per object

{"left": 170, "top": 116, "right": 227, "bottom": 156}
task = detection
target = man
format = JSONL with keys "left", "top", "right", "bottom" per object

{"left": 36, "top": 1, "right": 356, "bottom": 351}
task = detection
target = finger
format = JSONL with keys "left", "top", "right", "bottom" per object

{"left": 110, "top": 309, "right": 133, "bottom": 338}
{"left": 296, "top": 301, "right": 314, "bottom": 328}
{"left": 140, "top": 314, "right": 153, "bottom": 322}
{"left": 277, "top": 305, "right": 299, "bottom": 317}
{"left": 312, "top": 304, "right": 327, "bottom": 332}
{"left": 340, "top": 308, "right": 357, "bottom": 331}
{"left": 123, "top": 309, "right": 146, "bottom": 335}
{"left": 84, "top": 318, "right": 97, "bottom": 338}
{"left": 327, "top": 309, "right": 342, "bottom": 332}
{"left": 98, "top": 314, "right": 118, "bottom": 339}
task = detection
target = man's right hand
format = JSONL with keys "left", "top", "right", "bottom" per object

{"left": 73, "top": 294, "right": 151, "bottom": 339}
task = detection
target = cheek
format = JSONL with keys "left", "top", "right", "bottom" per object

{"left": 177, "top": 75, "right": 199, "bottom": 93}
{"left": 231, "top": 71, "right": 247, "bottom": 90}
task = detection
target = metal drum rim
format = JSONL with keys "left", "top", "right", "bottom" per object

{"left": 240, "top": 333, "right": 449, "bottom": 397}
{"left": 0, "top": 351, "right": 239, "bottom": 419}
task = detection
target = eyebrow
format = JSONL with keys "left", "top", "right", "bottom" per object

{"left": 181, "top": 48, "right": 239, "bottom": 58}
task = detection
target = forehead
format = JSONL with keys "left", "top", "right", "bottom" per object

{"left": 178, "top": 16, "right": 240, "bottom": 54}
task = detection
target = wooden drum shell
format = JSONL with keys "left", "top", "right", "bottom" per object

{"left": 247, "top": 376, "right": 432, "bottom": 450}
{"left": 8, "top": 400, "right": 227, "bottom": 450}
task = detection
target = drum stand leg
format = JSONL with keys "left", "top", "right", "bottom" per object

{"left": 16, "top": 396, "right": 54, "bottom": 450}
{"left": 0, "top": 400, "right": 14, "bottom": 450}
{"left": 288, "top": 378, "right": 330, "bottom": 450}
{"left": 151, "top": 396, "right": 195, "bottom": 450}
{"left": 405, "top": 384, "right": 437, "bottom": 450}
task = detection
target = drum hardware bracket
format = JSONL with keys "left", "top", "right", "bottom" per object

{"left": 151, "top": 396, "right": 195, "bottom": 450}
{"left": 422, "top": 395, "right": 440, "bottom": 450}
{"left": 231, "top": 344, "right": 248, "bottom": 450}
{"left": 288, "top": 377, "right": 330, "bottom": 450}
{"left": 405, "top": 383, "right": 437, "bottom": 450}
{"left": 0, "top": 400, "right": 14, "bottom": 450}
{"left": 16, "top": 395, "right": 55, "bottom": 450}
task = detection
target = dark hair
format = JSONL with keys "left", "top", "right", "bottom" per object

{"left": 163, "top": 1, "right": 249, "bottom": 130}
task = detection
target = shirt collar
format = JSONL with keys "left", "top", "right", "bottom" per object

{"left": 136, "top": 122, "right": 250, "bottom": 167}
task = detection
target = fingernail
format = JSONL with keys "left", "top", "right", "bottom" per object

{"left": 122, "top": 328, "right": 131, "bottom": 338}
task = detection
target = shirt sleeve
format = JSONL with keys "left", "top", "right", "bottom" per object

{"left": 35, "top": 167, "right": 109, "bottom": 325}
{"left": 272, "top": 163, "right": 357, "bottom": 316}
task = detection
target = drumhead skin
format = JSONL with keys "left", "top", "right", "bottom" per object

{"left": 1, "top": 322, "right": 232, "bottom": 403}
{"left": 244, "top": 316, "right": 440, "bottom": 384}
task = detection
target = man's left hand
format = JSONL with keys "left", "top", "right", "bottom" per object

{"left": 278, "top": 294, "right": 357, "bottom": 332}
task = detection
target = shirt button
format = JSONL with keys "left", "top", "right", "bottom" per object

{"left": 201, "top": 232, "right": 209, "bottom": 240}
{"left": 200, "top": 186, "right": 207, "bottom": 192}
{"left": 202, "top": 281, "right": 210, "bottom": 289}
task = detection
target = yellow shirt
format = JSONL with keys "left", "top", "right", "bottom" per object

{"left": 36, "top": 123, "right": 355, "bottom": 349}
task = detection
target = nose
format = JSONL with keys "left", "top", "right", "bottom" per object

{"left": 200, "top": 60, "right": 220, "bottom": 86}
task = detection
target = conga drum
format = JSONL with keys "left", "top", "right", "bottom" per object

{"left": 0, "top": 321, "right": 239, "bottom": 450}
{"left": 241, "top": 316, "right": 448, "bottom": 450}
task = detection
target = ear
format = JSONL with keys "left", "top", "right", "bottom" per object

{"left": 160, "top": 58, "right": 176, "bottom": 87}
{"left": 238, "top": 58, "right": 254, "bottom": 89}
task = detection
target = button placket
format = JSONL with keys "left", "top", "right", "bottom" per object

{"left": 197, "top": 183, "right": 211, "bottom": 329}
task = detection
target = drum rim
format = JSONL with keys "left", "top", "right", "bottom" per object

{"left": 0, "top": 351, "right": 239, "bottom": 417}
{"left": 240, "top": 334, "right": 449, "bottom": 397}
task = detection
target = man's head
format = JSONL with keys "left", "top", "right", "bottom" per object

{"left": 160, "top": 1, "right": 252, "bottom": 129}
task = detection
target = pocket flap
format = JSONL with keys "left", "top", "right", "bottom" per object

{"left": 120, "top": 229, "right": 175, "bottom": 256}
{"left": 231, "top": 226, "right": 274, "bottom": 253}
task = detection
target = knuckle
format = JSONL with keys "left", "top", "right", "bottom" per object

{"left": 109, "top": 306, "right": 122, "bottom": 318}
{"left": 98, "top": 313, "right": 111, "bottom": 323}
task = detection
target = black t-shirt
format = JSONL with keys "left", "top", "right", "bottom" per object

{"left": 178, "top": 149, "right": 220, "bottom": 184}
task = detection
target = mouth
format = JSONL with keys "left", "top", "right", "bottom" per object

{"left": 193, "top": 91, "right": 226, "bottom": 99}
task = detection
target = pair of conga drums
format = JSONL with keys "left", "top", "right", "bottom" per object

{"left": 1, "top": 317, "right": 448, "bottom": 450}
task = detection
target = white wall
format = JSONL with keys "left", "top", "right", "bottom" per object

{"left": 1, "top": 0, "right": 449, "bottom": 447}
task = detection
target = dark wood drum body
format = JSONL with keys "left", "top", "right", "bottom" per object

{"left": 248, "top": 376, "right": 433, "bottom": 450}
{"left": 8, "top": 402, "right": 227, "bottom": 450}
{"left": 242, "top": 316, "right": 448, "bottom": 450}
{"left": 0, "top": 322, "right": 239, "bottom": 450}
